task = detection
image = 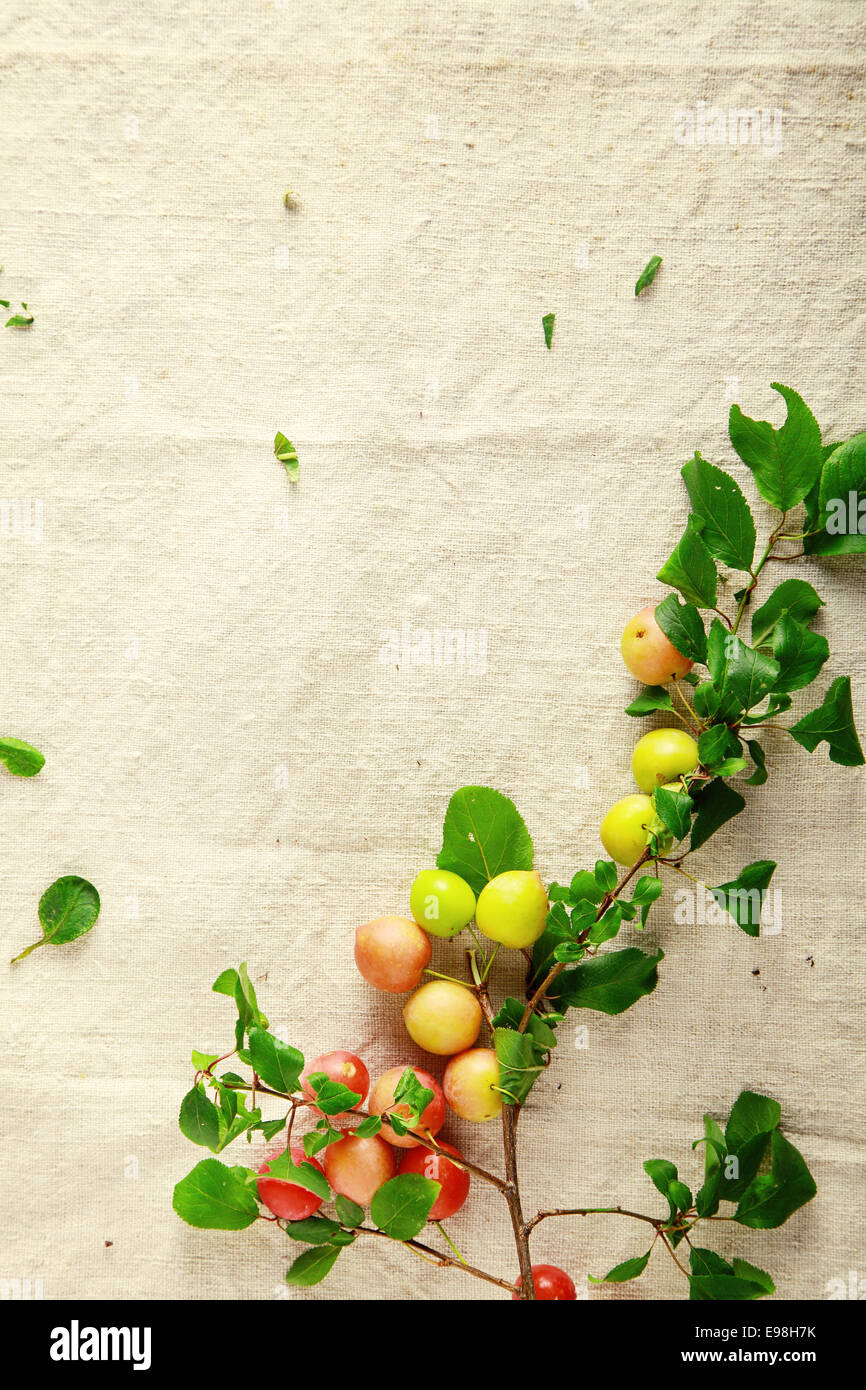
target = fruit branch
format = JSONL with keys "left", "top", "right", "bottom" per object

{"left": 353, "top": 1226, "right": 517, "bottom": 1293}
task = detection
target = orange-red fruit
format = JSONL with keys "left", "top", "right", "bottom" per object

{"left": 368, "top": 1066, "right": 446, "bottom": 1148}
{"left": 354, "top": 916, "right": 431, "bottom": 993}
{"left": 301, "top": 1051, "right": 370, "bottom": 1115}
{"left": 322, "top": 1132, "right": 396, "bottom": 1206}
{"left": 621, "top": 605, "right": 693, "bottom": 684}
{"left": 397, "top": 1140, "right": 470, "bottom": 1220}
{"left": 513, "top": 1264, "right": 577, "bottom": 1300}
{"left": 257, "top": 1145, "right": 324, "bottom": 1222}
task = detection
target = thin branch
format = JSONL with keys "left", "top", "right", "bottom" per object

{"left": 353, "top": 1227, "right": 517, "bottom": 1293}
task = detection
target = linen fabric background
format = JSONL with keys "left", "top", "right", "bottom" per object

{"left": 1, "top": 0, "right": 864, "bottom": 1302}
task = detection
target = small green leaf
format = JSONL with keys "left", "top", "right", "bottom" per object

{"left": 248, "top": 1027, "right": 304, "bottom": 1094}
{"left": 771, "top": 612, "right": 829, "bottom": 693}
{"left": 706, "top": 622, "right": 779, "bottom": 712}
{"left": 284, "top": 1216, "right": 343, "bottom": 1245}
{"left": 548, "top": 947, "right": 663, "bottom": 1015}
{"left": 652, "top": 785, "right": 693, "bottom": 840}
{"left": 264, "top": 1149, "right": 331, "bottom": 1200}
{"left": 542, "top": 312, "right": 555, "bottom": 349}
{"left": 750, "top": 579, "right": 824, "bottom": 647}
{"left": 179, "top": 1084, "right": 221, "bottom": 1150}
{"left": 725, "top": 1090, "right": 781, "bottom": 1153}
{"left": 274, "top": 432, "right": 299, "bottom": 482}
{"left": 635, "top": 254, "right": 662, "bottom": 296}
{"left": 631, "top": 875, "right": 663, "bottom": 908}
{"left": 657, "top": 516, "right": 718, "bottom": 608}
{"left": 743, "top": 739, "right": 768, "bottom": 786}
{"left": 494, "top": 1027, "right": 546, "bottom": 1105}
{"left": 789, "top": 676, "right": 865, "bottom": 766}
{"left": 805, "top": 432, "right": 866, "bottom": 555}
{"left": 594, "top": 859, "right": 617, "bottom": 892}
{"left": 734, "top": 1130, "right": 817, "bottom": 1229}
{"left": 370, "top": 1174, "right": 440, "bottom": 1240}
{"left": 654, "top": 594, "right": 708, "bottom": 664}
{"left": 0, "top": 737, "right": 45, "bottom": 777}
{"left": 689, "top": 778, "right": 745, "bottom": 852}
{"left": 285, "top": 1244, "right": 341, "bottom": 1286}
{"left": 625, "top": 686, "right": 674, "bottom": 717}
{"left": 353, "top": 1115, "right": 382, "bottom": 1139}
{"left": 588, "top": 1248, "right": 652, "bottom": 1283}
{"left": 729, "top": 383, "right": 823, "bottom": 511}
{"left": 172, "top": 1159, "right": 260, "bottom": 1230}
{"left": 304, "top": 1073, "right": 363, "bottom": 1116}
{"left": 11, "top": 875, "right": 101, "bottom": 964}
{"left": 697, "top": 723, "right": 738, "bottom": 770}
{"left": 335, "top": 1195, "right": 364, "bottom": 1228}
{"left": 436, "top": 785, "right": 533, "bottom": 895}
{"left": 710, "top": 862, "right": 777, "bottom": 937}
{"left": 681, "top": 451, "right": 756, "bottom": 571}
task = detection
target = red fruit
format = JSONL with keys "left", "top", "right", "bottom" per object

{"left": 513, "top": 1264, "right": 577, "bottom": 1301}
{"left": 301, "top": 1051, "right": 370, "bottom": 1117}
{"left": 322, "top": 1132, "right": 396, "bottom": 1206}
{"left": 397, "top": 1140, "right": 470, "bottom": 1219}
{"left": 256, "top": 1145, "right": 324, "bottom": 1222}
{"left": 368, "top": 1066, "right": 446, "bottom": 1148}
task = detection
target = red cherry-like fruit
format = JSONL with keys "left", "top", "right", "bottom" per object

{"left": 513, "top": 1265, "right": 577, "bottom": 1300}
{"left": 256, "top": 1145, "right": 324, "bottom": 1221}
{"left": 397, "top": 1139, "right": 470, "bottom": 1219}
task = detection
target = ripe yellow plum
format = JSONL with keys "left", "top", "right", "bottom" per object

{"left": 443, "top": 1048, "right": 503, "bottom": 1122}
{"left": 475, "top": 870, "right": 548, "bottom": 949}
{"left": 599, "top": 794, "right": 656, "bottom": 865}
{"left": 403, "top": 980, "right": 482, "bottom": 1056}
{"left": 632, "top": 728, "right": 699, "bottom": 792}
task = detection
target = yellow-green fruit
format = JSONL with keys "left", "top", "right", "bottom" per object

{"left": 599, "top": 794, "right": 655, "bottom": 865}
{"left": 632, "top": 728, "right": 699, "bottom": 793}
{"left": 403, "top": 980, "right": 482, "bottom": 1055}
{"left": 409, "top": 868, "right": 476, "bottom": 939}
{"left": 475, "top": 870, "right": 548, "bottom": 949}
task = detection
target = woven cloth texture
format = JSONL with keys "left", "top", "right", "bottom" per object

{"left": 1, "top": 0, "right": 864, "bottom": 1301}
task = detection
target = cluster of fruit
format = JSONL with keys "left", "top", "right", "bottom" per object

{"left": 255, "top": 868, "right": 577, "bottom": 1297}
{"left": 600, "top": 606, "right": 699, "bottom": 865}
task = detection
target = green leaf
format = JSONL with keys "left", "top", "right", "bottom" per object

{"left": 689, "top": 778, "right": 745, "bottom": 852}
{"left": 264, "top": 1149, "right": 331, "bottom": 1200}
{"left": 744, "top": 739, "right": 768, "bottom": 786}
{"left": 805, "top": 432, "right": 866, "bottom": 555}
{"left": 635, "top": 254, "right": 662, "bottom": 295}
{"left": 707, "top": 622, "right": 779, "bottom": 712}
{"left": 284, "top": 1216, "right": 343, "bottom": 1245}
{"left": 248, "top": 1027, "right": 304, "bottom": 1094}
{"left": 654, "top": 594, "right": 708, "bottom": 664}
{"left": 652, "top": 785, "right": 693, "bottom": 840}
{"left": 11, "top": 875, "right": 101, "bottom": 964}
{"left": 569, "top": 869, "right": 605, "bottom": 904}
{"left": 625, "top": 686, "right": 674, "bottom": 717}
{"left": 393, "top": 1067, "right": 435, "bottom": 1123}
{"left": 631, "top": 875, "right": 663, "bottom": 908}
{"left": 436, "top": 785, "right": 533, "bottom": 895}
{"left": 587, "top": 902, "right": 623, "bottom": 945}
{"left": 370, "top": 1174, "right": 440, "bottom": 1240}
{"left": 588, "top": 1248, "right": 652, "bottom": 1284}
{"left": 710, "top": 861, "right": 777, "bottom": 937}
{"left": 688, "top": 1246, "right": 733, "bottom": 1300}
{"left": 304, "top": 1073, "right": 363, "bottom": 1116}
{"left": 594, "top": 859, "right": 617, "bottom": 892}
{"left": 771, "top": 613, "right": 829, "bottom": 693}
{"left": 729, "top": 383, "right": 823, "bottom": 511}
{"left": 179, "top": 1085, "right": 221, "bottom": 1150}
{"left": 789, "top": 676, "right": 865, "bottom": 766}
{"left": 494, "top": 1027, "right": 546, "bottom": 1105}
{"left": 335, "top": 1195, "right": 364, "bottom": 1228}
{"left": 750, "top": 579, "right": 824, "bottom": 648}
{"left": 697, "top": 723, "right": 738, "bottom": 770}
{"left": 693, "top": 682, "right": 720, "bottom": 721}
{"left": 542, "top": 312, "right": 555, "bottom": 349}
{"left": 172, "top": 1159, "right": 260, "bottom": 1230}
{"left": 657, "top": 516, "right": 718, "bottom": 608}
{"left": 725, "top": 1091, "right": 781, "bottom": 1153}
{"left": 0, "top": 736, "right": 45, "bottom": 777}
{"left": 6, "top": 310, "right": 34, "bottom": 327}
{"left": 274, "top": 432, "right": 299, "bottom": 483}
{"left": 734, "top": 1130, "right": 817, "bottom": 1229}
{"left": 285, "top": 1245, "right": 341, "bottom": 1287}
{"left": 643, "top": 1158, "right": 680, "bottom": 1220}
{"left": 694, "top": 1115, "right": 727, "bottom": 1217}
{"left": 741, "top": 692, "right": 792, "bottom": 727}
{"left": 731, "top": 1259, "right": 775, "bottom": 1294}
{"left": 548, "top": 947, "right": 663, "bottom": 1016}
{"left": 681, "top": 451, "right": 756, "bottom": 571}
{"left": 212, "top": 968, "right": 239, "bottom": 997}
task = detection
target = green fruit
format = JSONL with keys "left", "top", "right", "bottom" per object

{"left": 475, "top": 870, "right": 548, "bottom": 949}
{"left": 632, "top": 728, "right": 699, "bottom": 792}
{"left": 410, "top": 869, "right": 476, "bottom": 939}
{"left": 599, "top": 794, "right": 656, "bottom": 866}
